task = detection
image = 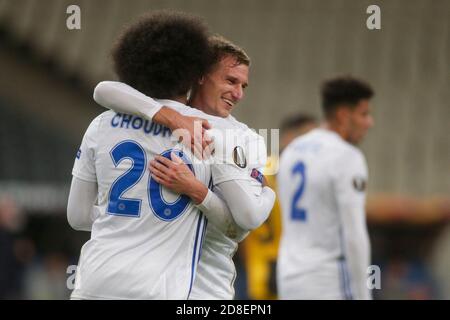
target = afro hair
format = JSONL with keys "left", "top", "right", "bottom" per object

{"left": 112, "top": 10, "right": 213, "bottom": 99}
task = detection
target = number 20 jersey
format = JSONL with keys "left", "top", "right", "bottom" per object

{"left": 71, "top": 100, "right": 209, "bottom": 300}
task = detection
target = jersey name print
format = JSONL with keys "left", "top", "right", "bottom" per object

{"left": 110, "top": 113, "right": 172, "bottom": 137}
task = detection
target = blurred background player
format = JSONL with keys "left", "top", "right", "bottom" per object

{"left": 67, "top": 11, "right": 216, "bottom": 299}
{"left": 279, "top": 115, "right": 319, "bottom": 154}
{"left": 0, "top": 197, "right": 26, "bottom": 299}
{"left": 277, "top": 76, "right": 374, "bottom": 299}
{"left": 92, "top": 35, "right": 275, "bottom": 299}
{"left": 242, "top": 114, "right": 317, "bottom": 300}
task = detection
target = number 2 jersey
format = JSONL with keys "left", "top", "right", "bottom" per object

{"left": 71, "top": 100, "right": 210, "bottom": 300}
{"left": 277, "top": 128, "right": 371, "bottom": 299}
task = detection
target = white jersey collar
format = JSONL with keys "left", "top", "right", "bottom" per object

{"left": 155, "top": 99, "right": 189, "bottom": 112}
{"left": 314, "top": 127, "right": 343, "bottom": 142}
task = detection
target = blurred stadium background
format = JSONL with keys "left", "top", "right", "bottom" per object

{"left": 0, "top": 0, "right": 448, "bottom": 299}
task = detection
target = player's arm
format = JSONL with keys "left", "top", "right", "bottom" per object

{"left": 68, "top": 116, "right": 100, "bottom": 232}
{"left": 196, "top": 189, "right": 248, "bottom": 241}
{"left": 150, "top": 153, "right": 247, "bottom": 240}
{"left": 334, "top": 150, "right": 372, "bottom": 300}
{"left": 209, "top": 130, "right": 276, "bottom": 230}
{"left": 93, "top": 81, "right": 211, "bottom": 153}
{"left": 213, "top": 179, "right": 275, "bottom": 230}
{"left": 151, "top": 151, "right": 275, "bottom": 232}
{"left": 67, "top": 177, "right": 98, "bottom": 231}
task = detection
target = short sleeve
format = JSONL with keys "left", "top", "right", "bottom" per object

{"left": 209, "top": 128, "right": 267, "bottom": 184}
{"left": 333, "top": 148, "right": 368, "bottom": 214}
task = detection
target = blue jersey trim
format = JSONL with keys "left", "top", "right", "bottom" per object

{"left": 188, "top": 213, "right": 204, "bottom": 298}
{"left": 338, "top": 229, "right": 354, "bottom": 300}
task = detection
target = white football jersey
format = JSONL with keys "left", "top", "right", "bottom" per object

{"left": 71, "top": 100, "right": 210, "bottom": 300}
{"left": 91, "top": 81, "right": 269, "bottom": 299}
{"left": 277, "top": 128, "right": 371, "bottom": 299}
{"left": 181, "top": 111, "right": 266, "bottom": 300}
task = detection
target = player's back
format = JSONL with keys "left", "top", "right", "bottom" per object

{"left": 71, "top": 100, "right": 209, "bottom": 300}
{"left": 277, "top": 128, "right": 363, "bottom": 293}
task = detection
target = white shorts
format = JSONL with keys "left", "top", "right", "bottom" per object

{"left": 278, "top": 260, "right": 353, "bottom": 300}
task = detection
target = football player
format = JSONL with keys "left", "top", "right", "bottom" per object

{"left": 277, "top": 76, "right": 374, "bottom": 299}
{"left": 92, "top": 35, "right": 276, "bottom": 299}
